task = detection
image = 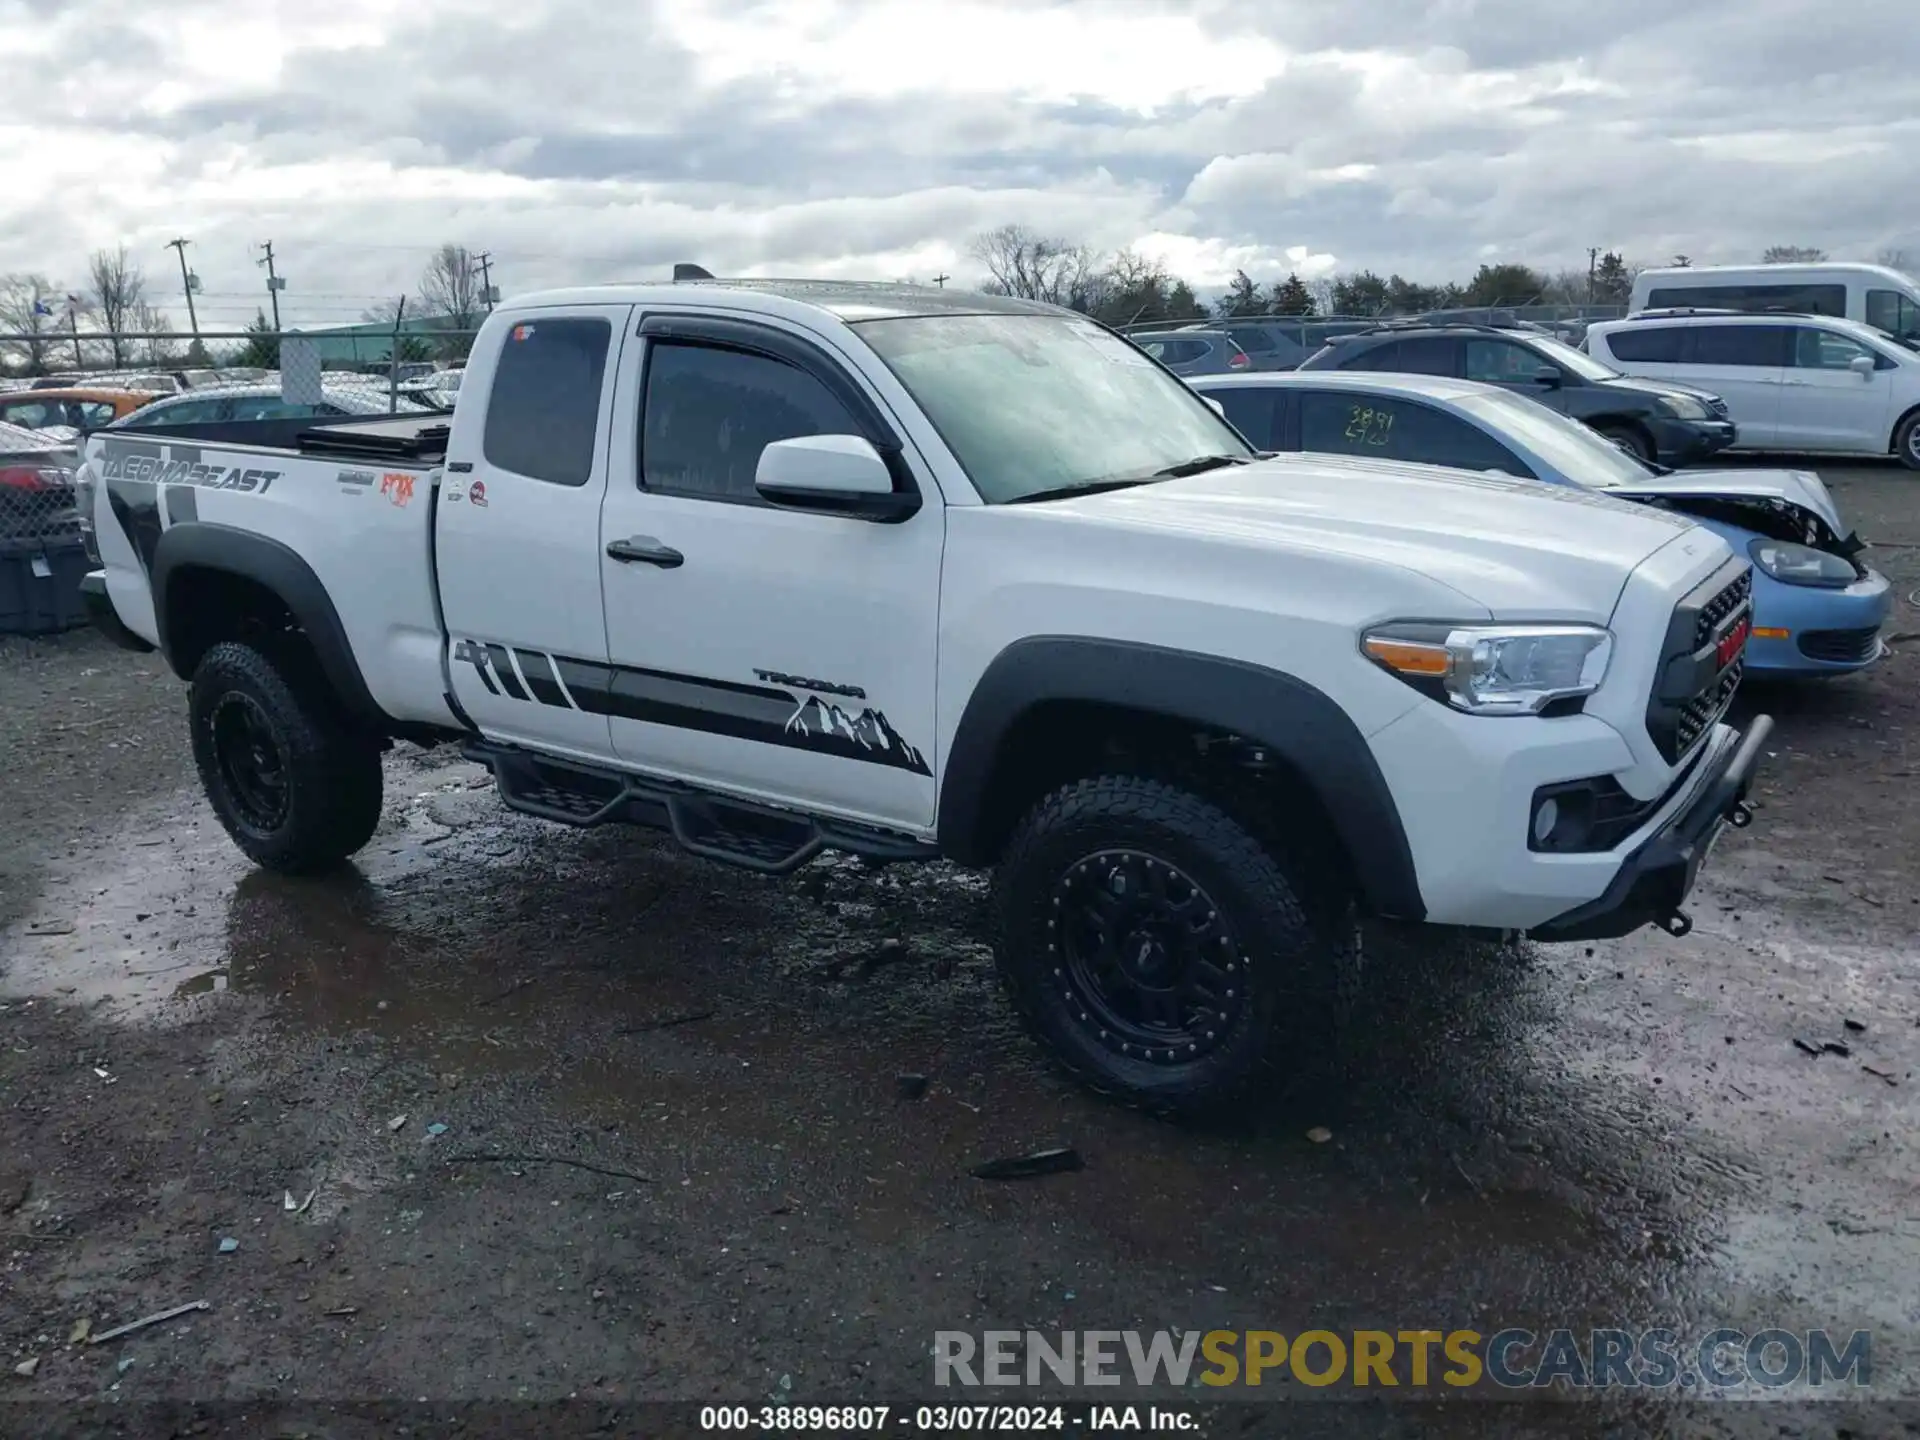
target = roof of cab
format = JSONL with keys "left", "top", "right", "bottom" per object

{"left": 498, "top": 277, "right": 1061, "bottom": 324}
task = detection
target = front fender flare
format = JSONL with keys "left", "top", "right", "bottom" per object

{"left": 937, "top": 636, "right": 1425, "bottom": 920}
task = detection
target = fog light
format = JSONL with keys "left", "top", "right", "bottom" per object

{"left": 1532, "top": 797, "right": 1560, "bottom": 846}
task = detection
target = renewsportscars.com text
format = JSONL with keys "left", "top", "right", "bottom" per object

{"left": 933, "top": 1328, "right": 1872, "bottom": 1391}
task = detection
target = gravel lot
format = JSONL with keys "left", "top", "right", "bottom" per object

{"left": 2, "top": 460, "right": 1916, "bottom": 1437}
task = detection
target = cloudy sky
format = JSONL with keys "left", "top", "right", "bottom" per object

{"left": 5, "top": 0, "right": 1918, "bottom": 329}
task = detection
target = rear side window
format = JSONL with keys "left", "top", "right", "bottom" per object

{"left": 1298, "top": 391, "right": 1527, "bottom": 474}
{"left": 1602, "top": 327, "right": 1684, "bottom": 363}
{"left": 1208, "top": 387, "right": 1277, "bottom": 449}
{"left": 1646, "top": 283, "right": 1847, "bottom": 315}
{"left": 641, "top": 342, "right": 862, "bottom": 504}
{"left": 482, "top": 317, "right": 612, "bottom": 487}
{"left": 1685, "top": 325, "right": 1790, "bottom": 367}
{"left": 1342, "top": 337, "right": 1456, "bottom": 376}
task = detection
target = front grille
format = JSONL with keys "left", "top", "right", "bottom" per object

{"left": 1693, "top": 567, "right": 1751, "bottom": 648}
{"left": 1798, "top": 628, "right": 1881, "bottom": 664}
{"left": 1674, "top": 656, "right": 1742, "bottom": 756}
{"left": 1647, "top": 559, "right": 1751, "bottom": 764}
{"left": 1705, "top": 395, "right": 1730, "bottom": 419}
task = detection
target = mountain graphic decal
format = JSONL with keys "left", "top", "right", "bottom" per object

{"left": 783, "top": 696, "right": 930, "bottom": 775}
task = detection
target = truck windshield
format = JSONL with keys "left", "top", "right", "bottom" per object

{"left": 855, "top": 313, "right": 1251, "bottom": 503}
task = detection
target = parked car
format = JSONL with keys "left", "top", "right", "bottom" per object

{"left": 1586, "top": 311, "right": 1920, "bottom": 469}
{"left": 396, "top": 369, "right": 462, "bottom": 408}
{"left": 0, "top": 387, "right": 165, "bottom": 434}
{"left": 1298, "top": 321, "right": 1736, "bottom": 466}
{"left": 100, "top": 382, "right": 432, "bottom": 430}
{"left": 1191, "top": 370, "right": 1890, "bottom": 677}
{"left": 0, "top": 420, "right": 80, "bottom": 547}
{"left": 76, "top": 276, "right": 1769, "bottom": 1111}
{"left": 1128, "top": 327, "right": 1252, "bottom": 375}
{"left": 1630, "top": 262, "right": 1920, "bottom": 346}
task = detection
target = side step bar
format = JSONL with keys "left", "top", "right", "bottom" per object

{"left": 460, "top": 741, "right": 938, "bottom": 875}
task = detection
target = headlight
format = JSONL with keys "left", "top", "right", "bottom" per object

{"left": 1747, "top": 537, "right": 1856, "bottom": 588}
{"left": 1656, "top": 394, "right": 1711, "bottom": 420}
{"left": 1362, "top": 623, "right": 1614, "bottom": 715}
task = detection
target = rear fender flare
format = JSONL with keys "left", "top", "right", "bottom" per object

{"left": 151, "top": 522, "right": 387, "bottom": 730}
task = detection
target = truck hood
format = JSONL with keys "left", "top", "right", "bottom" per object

{"left": 1608, "top": 466, "right": 1858, "bottom": 556}
{"left": 1049, "top": 454, "right": 1703, "bottom": 620}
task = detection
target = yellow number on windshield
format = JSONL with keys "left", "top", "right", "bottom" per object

{"left": 1345, "top": 404, "right": 1394, "bottom": 447}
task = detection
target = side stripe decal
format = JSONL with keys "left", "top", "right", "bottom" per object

{"left": 456, "top": 640, "right": 929, "bottom": 775}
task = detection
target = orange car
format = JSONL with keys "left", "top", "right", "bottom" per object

{"left": 0, "top": 387, "right": 165, "bottom": 433}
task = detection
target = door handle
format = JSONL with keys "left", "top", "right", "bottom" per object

{"left": 606, "top": 536, "right": 684, "bottom": 568}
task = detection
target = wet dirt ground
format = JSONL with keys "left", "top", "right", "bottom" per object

{"left": 2, "top": 461, "right": 1917, "bottom": 1438}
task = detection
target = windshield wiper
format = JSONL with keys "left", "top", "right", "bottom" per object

{"left": 1152, "top": 453, "right": 1252, "bottom": 478}
{"left": 1004, "top": 477, "right": 1160, "bottom": 505}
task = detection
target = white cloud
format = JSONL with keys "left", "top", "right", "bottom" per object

{"left": 1, "top": 0, "right": 1917, "bottom": 332}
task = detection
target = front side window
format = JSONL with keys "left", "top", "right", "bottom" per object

{"left": 1207, "top": 387, "right": 1277, "bottom": 448}
{"left": 1686, "top": 325, "right": 1791, "bottom": 367}
{"left": 1791, "top": 328, "right": 1883, "bottom": 371}
{"left": 640, "top": 342, "right": 861, "bottom": 504}
{"left": 482, "top": 316, "right": 611, "bottom": 487}
{"left": 1297, "top": 391, "right": 1527, "bottom": 474}
{"left": 1465, "top": 339, "right": 1550, "bottom": 382}
{"left": 1866, "top": 289, "right": 1920, "bottom": 343}
{"left": 855, "top": 313, "right": 1248, "bottom": 504}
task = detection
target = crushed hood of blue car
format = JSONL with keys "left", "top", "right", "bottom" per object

{"left": 1607, "top": 468, "right": 1861, "bottom": 559}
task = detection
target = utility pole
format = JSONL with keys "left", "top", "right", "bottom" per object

{"left": 1587, "top": 247, "right": 1599, "bottom": 305}
{"left": 165, "top": 238, "right": 201, "bottom": 339}
{"left": 257, "top": 241, "right": 285, "bottom": 330}
{"left": 66, "top": 294, "right": 84, "bottom": 369}
{"left": 474, "top": 251, "right": 495, "bottom": 312}
{"left": 932, "top": 272, "right": 950, "bottom": 289}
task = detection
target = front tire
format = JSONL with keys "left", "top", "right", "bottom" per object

{"left": 1894, "top": 409, "right": 1920, "bottom": 471}
{"left": 992, "top": 775, "right": 1340, "bottom": 1116}
{"left": 1596, "top": 421, "right": 1656, "bottom": 464}
{"left": 188, "top": 641, "right": 384, "bottom": 873}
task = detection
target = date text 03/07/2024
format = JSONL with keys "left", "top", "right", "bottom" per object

{"left": 697, "top": 1405, "right": 1195, "bottom": 1431}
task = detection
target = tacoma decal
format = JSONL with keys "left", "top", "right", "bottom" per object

{"left": 97, "top": 452, "right": 279, "bottom": 493}
{"left": 455, "top": 643, "right": 928, "bottom": 774}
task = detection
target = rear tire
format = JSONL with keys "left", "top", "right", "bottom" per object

{"left": 1894, "top": 409, "right": 1920, "bottom": 471}
{"left": 991, "top": 775, "right": 1343, "bottom": 1116}
{"left": 1595, "top": 421, "right": 1656, "bottom": 464}
{"left": 188, "top": 641, "right": 384, "bottom": 874}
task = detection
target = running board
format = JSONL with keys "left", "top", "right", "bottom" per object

{"left": 460, "top": 742, "right": 938, "bottom": 875}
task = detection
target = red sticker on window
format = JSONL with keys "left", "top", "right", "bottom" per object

{"left": 511, "top": 324, "right": 534, "bottom": 342}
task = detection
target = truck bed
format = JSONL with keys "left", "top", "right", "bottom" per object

{"left": 102, "top": 413, "right": 451, "bottom": 466}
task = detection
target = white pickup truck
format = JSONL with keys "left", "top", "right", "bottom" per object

{"left": 75, "top": 276, "right": 1771, "bottom": 1113}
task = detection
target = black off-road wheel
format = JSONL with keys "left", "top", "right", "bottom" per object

{"left": 188, "top": 641, "right": 384, "bottom": 874}
{"left": 992, "top": 775, "right": 1344, "bottom": 1117}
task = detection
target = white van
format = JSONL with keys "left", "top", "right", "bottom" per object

{"left": 1629, "top": 263, "right": 1920, "bottom": 345}
{"left": 1588, "top": 310, "right": 1920, "bottom": 467}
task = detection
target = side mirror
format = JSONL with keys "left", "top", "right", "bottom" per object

{"left": 755, "top": 434, "right": 919, "bottom": 523}
{"left": 1526, "top": 366, "right": 1562, "bottom": 388}
{"left": 1849, "top": 354, "right": 1877, "bottom": 378}
{"left": 1202, "top": 396, "right": 1227, "bottom": 417}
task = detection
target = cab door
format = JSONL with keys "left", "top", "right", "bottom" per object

{"left": 435, "top": 305, "right": 631, "bottom": 763}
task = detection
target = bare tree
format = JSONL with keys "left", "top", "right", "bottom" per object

{"left": 87, "top": 246, "right": 147, "bottom": 367}
{"left": 969, "top": 225, "right": 1098, "bottom": 307}
{"left": 0, "top": 273, "right": 64, "bottom": 375}
{"left": 1877, "top": 248, "right": 1914, "bottom": 277}
{"left": 1761, "top": 245, "right": 1827, "bottom": 264}
{"left": 131, "top": 302, "right": 183, "bottom": 367}
{"left": 418, "top": 244, "right": 483, "bottom": 326}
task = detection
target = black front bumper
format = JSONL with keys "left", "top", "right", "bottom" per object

{"left": 79, "top": 570, "right": 155, "bottom": 653}
{"left": 1648, "top": 416, "right": 1738, "bottom": 467}
{"left": 1531, "top": 715, "right": 1772, "bottom": 942}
